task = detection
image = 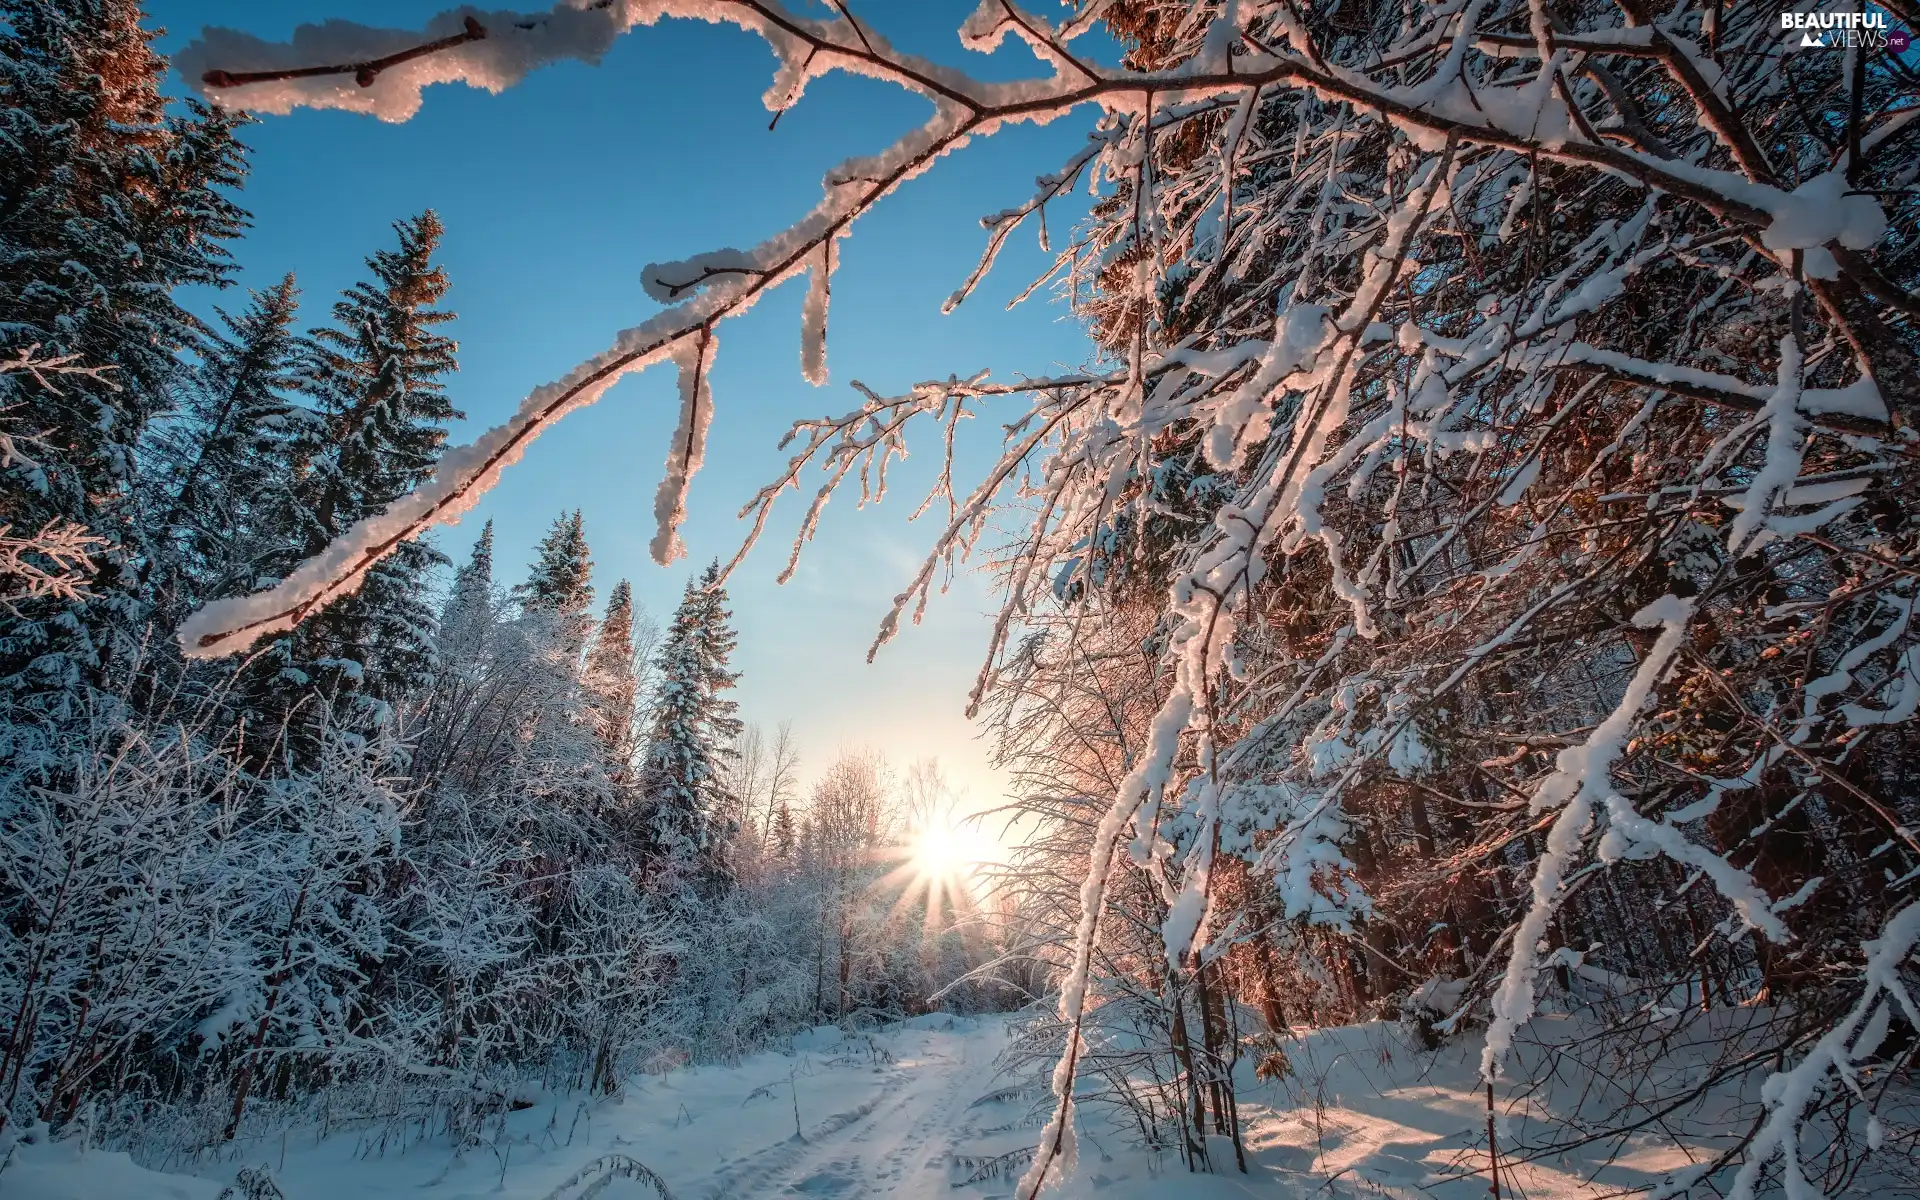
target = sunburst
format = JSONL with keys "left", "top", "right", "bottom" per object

{"left": 878, "top": 814, "right": 1001, "bottom": 937}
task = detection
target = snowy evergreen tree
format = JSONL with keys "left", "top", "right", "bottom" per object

{"left": 637, "top": 562, "right": 741, "bottom": 883}
{"left": 149, "top": 274, "right": 308, "bottom": 619}
{"left": 0, "top": 0, "right": 247, "bottom": 726}
{"left": 514, "top": 509, "right": 594, "bottom": 649}
{"left": 301, "top": 210, "right": 459, "bottom": 533}
{"left": 585, "top": 579, "right": 637, "bottom": 762}
{"left": 242, "top": 213, "right": 461, "bottom": 741}
{"left": 767, "top": 799, "right": 796, "bottom": 865}
{"left": 438, "top": 519, "right": 493, "bottom": 657}
{"left": 447, "top": 519, "right": 493, "bottom": 615}
{"left": 406, "top": 523, "right": 498, "bottom": 791}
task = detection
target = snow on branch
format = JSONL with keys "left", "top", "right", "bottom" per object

{"left": 166, "top": 11, "right": 1920, "bottom": 1186}
{"left": 177, "top": 1, "right": 1908, "bottom": 664}
{"left": 651, "top": 328, "right": 716, "bottom": 565}
{"left": 198, "top": 14, "right": 491, "bottom": 97}
{"left": 1480, "top": 596, "right": 1698, "bottom": 1082}
{"left": 1728, "top": 902, "right": 1920, "bottom": 1200}
{"left": 179, "top": 4, "right": 629, "bottom": 122}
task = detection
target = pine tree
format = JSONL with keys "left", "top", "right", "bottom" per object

{"left": 585, "top": 579, "right": 637, "bottom": 761}
{"left": 409, "top": 520, "right": 538, "bottom": 800}
{"left": 638, "top": 562, "right": 742, "bottom": 883}
{"left": 0, "top": 0, "right": 248, "bottom": 725}
{"left": 442, "top": 521, "right": 493, "bottom": 634}
{"left": 515, "top": 509, "right": 594, "bottom": 649}
{"left": 301, "top": 210, "right": 459, "bottom": 536}
{"left": 243, "top": 213, "right": 461, "bottom": 741}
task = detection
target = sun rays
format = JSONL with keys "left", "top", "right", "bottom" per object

{"left": 878, "top": 815, "right": 1002, "bottom": 937}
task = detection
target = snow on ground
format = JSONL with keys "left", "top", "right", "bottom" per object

{"left": 4, "top": 1012, "right": 1911, "bottom": 1199}
{"left": 4, "top": 1017, "right": 1025, "bottom": 1200}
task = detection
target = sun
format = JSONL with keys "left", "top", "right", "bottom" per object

{"left": 912, "top": 822, "right": 988, "bottom": 880}
{"left": 881, "top": 815, "right": 1004, "bottom": 936}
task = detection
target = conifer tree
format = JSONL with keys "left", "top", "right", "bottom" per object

{"left": 768, "top": 799, "right": 796, "bottom": 864}
{"left": 408, "top": 521, "right": 514, "bottom": 798}
{"left": 301, "top": 211, "right": 459, "bottom": 535}
{"left": 515, "top": 509, "right": 594, "bottom": 649}
{"left": 244, "top": 212, "right": 461, "bottom": 739}
{"left": 441, "top": 520, "right": 493, "bottom": 636}
{"left": 428, "top": 519, "right": 494, "bottom": 683}
{"left": 638, "top": 562, "right": 741, "bottom": 883}
{"left": 585, "top": 579, "right": 637, "bottom": 762}
{"left": 0, "top": 0, "right": 247, "bottom": 723}
{"left": 152, "top": 275, "right": 307, "bottom": 617}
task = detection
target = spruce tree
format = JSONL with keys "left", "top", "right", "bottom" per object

{"left": 768, "top": 799, "right": 796, "bottom": 864}
{"left": 638, "top": 561, "right": 741, "bottom": 883}
{"left": 442, "top": 520, "right": 494, "bottom": 634}
{"left": 152, "top": 275, "right": 307, "bottom": 617}
{"left": 243, "top": 212, "right": 461, "bottom": 741}
{"left": 0, "top": 0, "right": 248, "bottom": 725}
{"left": 409, "top": 522, "right": 498, "bottom": 790}
{"left": 433, "top": 519, "right": 495, "bottom": 674}
{"left": 585, "top": 579, "right": 637, "bottom": 761}
{"left": 515, "top": 509, "right": 594, "bottom": 649}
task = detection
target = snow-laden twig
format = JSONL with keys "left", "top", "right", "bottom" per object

{"left": 1481, "top": 594, "right": 1695, "bottom": 1082}
{"left": 175, "top": 1, "right": 1901, "bottom": 659}
{"left": 1727, "top": 902, "right": 1920, "bottom": 1200}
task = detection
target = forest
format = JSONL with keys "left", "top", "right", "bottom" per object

{"left": 2, "top": 2, "right": 1918, "bottom": 1200}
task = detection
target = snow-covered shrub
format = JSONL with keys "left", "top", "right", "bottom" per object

{"left": 150, "top": 1, "right": 1920, "bottom": 1194}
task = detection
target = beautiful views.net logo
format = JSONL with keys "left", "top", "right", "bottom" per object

{"left": 1782, "top": 9, "right": 1910, "bottom": 51}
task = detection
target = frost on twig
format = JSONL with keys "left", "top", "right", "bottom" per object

{"left": 171, "top": 7, "right": 1920, "bottom": 1194}
{"left": 0, "top": 520, "right": 103, "bottom": 612}
{"left": 1, "top": 348, "right": 113, "bottom": 608}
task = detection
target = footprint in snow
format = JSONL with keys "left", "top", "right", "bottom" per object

{"left": 787, "top": 1164, "right": 858, "bottom": 1194}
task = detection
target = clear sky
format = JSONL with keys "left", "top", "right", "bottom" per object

{"left": 149, "top": 1, "right": 1107, "bottom": 808}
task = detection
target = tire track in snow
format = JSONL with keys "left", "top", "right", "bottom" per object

{"left": 867, "top": 1038, "right": 993, "bottom": 1194}
{"left": 692, "top": 1023, "right": 1011, "bottom": 1199}
{"left": 691, "top": 1077, "right": 909, "bottom": 1200}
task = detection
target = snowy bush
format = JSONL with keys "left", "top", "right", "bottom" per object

{"left": 10, "top": 0, "right": 1916, "bottom": 1195}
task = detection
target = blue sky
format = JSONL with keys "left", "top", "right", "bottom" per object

{"left": 149, "top": 1, "right": 1105, "bottom": 807}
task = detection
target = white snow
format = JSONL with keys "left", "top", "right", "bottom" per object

{"left": 1759, "top": 172, "right": 1887, "bottom": 254}
{"left": 1728, "top": 901, "right": 1920, "bottom": 1200}
{"left": 651, "top": 330, "right": 718, "bottom": 565}
{"left": 1725, "top": 337, "right": 1806, "bottom": 558}
{"left": 1801, "top": 375, "right": 1889, "bottom": 421}
{"left": 177, "top": 4, "right": 653, "bottom": 123}
{"left": 1841, "top": 645, "right": 1920, "bottom": 728}
{"left": 1482, "top": 594, "right": 1693, "bottom": 1082}
{"left": 0, "top": 1130, "right": 215, "bottom": 1199}
{"left": 17, "top": 1010, "right": 1907, "bottom": 1200}
{"left": 799, "top": 242, "right": 832, "bottom": 386}
{"left": 3, "top": 1019, "right": 1019, "bottom": 1200}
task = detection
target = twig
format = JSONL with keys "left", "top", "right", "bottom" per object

{"left": 202, "top": 17, "right": 488, "bottom": 91}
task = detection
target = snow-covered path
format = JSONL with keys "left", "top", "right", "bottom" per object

{"left": 4, "top": 1016, "right": 1048, "bottom": 1200}
{"left": 685, "top": 1020, "right": 1011, "bottom": 1199}
{"left": 20, "top": 1012, "right": 1849, "bottom": 1200}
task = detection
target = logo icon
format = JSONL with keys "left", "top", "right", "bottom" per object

{"left": 1782, "top": 9, "right": 1896, "bottom": 50}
